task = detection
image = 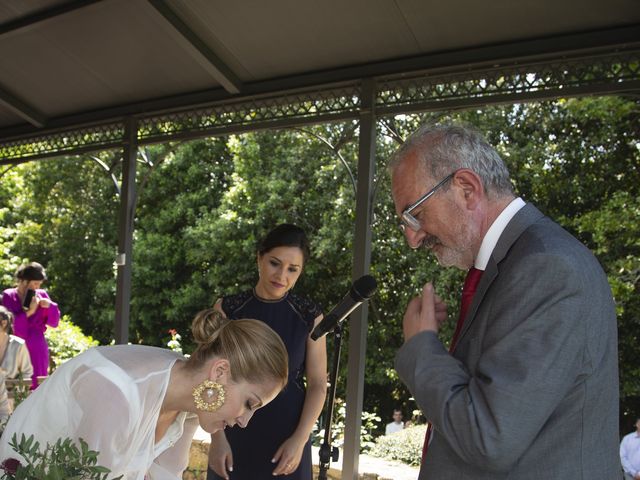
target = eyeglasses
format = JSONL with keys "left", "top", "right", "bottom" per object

{"left": 400, "top": 171, "right": 456, "bottom": 232}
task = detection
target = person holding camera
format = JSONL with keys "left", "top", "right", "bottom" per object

{"left": 1, "top": 262, "right": 59, "bottom": 389}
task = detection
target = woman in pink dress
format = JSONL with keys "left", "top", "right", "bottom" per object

{"left": 1, "top": 262, "right": 59, "bottom": 389}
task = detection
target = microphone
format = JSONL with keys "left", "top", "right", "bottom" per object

{"left": 310, "top": 275, "right": 377, "bottom": 340}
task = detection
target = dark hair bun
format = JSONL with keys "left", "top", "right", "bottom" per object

{"left": 258, "top": 224, "right": 310, "bottom": 264}
{"left": 16, "top": 262, "right": 47, "bottom": 282}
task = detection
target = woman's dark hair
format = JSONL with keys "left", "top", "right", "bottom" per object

{"left": 0, "top": 306, "right": 13, "bottom": 334}
{"left": 15, "top": 262, "right": 47, "bottom": 282}
{"left": 257, "top": 224, "right": 310, "bottom": 264}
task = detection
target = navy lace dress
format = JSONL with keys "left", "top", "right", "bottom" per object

{"left": 207, "top": 290, "right": 322, "bottom": 480}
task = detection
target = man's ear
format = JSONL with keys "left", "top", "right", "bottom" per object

{"left": 453, "top": 169, "right": 484, "bottom": 210}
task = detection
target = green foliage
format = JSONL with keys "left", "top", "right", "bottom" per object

{"left": 0, "top": 153, "right": 121, "bottom": 341}
{"left": 130, "top": 140, "right": 235, "bottom": 345}
{"left": 313, "top": 399, "right": 381, "bottom": 453}
{"left": 45, "top": 316, "right": 99, "bottom": 370}
{"left": 0, "top": 433, "right": 122, "bottom": 480}
{"left": 9, "top": 374, "right": 30, "bottom": 412}
{"left": 369, "top": 424, "right": 426, "bottom": 466}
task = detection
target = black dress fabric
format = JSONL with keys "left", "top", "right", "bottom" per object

{"left": 207, "top": 289, "right": 322, "bottom": 480}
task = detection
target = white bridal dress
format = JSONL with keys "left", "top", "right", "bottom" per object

{"left": 0, "top": 345, "right": 199, "bottom": 480}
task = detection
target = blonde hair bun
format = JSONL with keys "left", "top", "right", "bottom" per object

{"left": 187, "top": 308, "right": 288, "bottom": 391}
{"left": 191, "top": 309, "right": 229, "bottom": 345}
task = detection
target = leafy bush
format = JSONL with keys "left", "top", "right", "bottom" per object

{"left": 0, "top": 433, "right": 122, "bottom": 480}
{"left": 8, "top": 373, "right": 30, "bottom": 411}
{"left": 45, "top": 315, "right": 99, "bottom": 370}
{"left": 312, "top": 399, "right": 381, "bottom": 453}
{"left": 369, "top": 424, "right": 427, "bottom": 466}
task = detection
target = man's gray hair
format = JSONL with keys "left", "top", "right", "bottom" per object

{"left": 389, "top": 124, "right": 514, "bottom": 198}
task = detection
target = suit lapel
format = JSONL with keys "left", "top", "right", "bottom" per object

{"left": 456, "top": 203, "right": 546, "bottom": 344}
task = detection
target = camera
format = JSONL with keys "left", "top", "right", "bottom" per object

{"left": 22, "top": 288, "right": 36, "bottom": 310}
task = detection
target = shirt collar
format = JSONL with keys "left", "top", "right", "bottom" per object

{"left": 475, "top": 197, "right": 526, "bottom": 270}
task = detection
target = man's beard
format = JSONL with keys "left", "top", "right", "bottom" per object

{"left": 423, "top": 212, "right": 475, "bottom": 269}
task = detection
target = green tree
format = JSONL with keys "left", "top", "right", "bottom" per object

{"left": 0, "top": 153, "right": 120, "bottom": 339}
{"left": 128, "top": 139, "right": 232, "bottom": 345}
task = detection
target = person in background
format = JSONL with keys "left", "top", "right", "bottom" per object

{"left": 1, "top": 262, "right": 59, "bottom": 389}
{"left": 621, "top": 418, "right": 640, "bottom": 480}
{"left": 390, "top": 124, "right": 619, "bottom": 479}
{"left": 385, "top": 409, "right": 405, "bottom": 435}
{"left": 208, "top": 224, "right": 327, "bottom": 480}
{"left": 0, "top": 309, "right": 289, "bottom": 479}
{"left": 0, "top": 306, "right": 33, "bottom": 384}
{"left": 0, "top": 309, "right": 13, "bottom": 428}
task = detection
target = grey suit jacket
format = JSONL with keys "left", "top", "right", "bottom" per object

{"left": 395, "top": 203, "right": 620, "bottom": 479}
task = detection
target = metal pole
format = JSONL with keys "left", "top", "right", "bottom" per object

{"left": 341, "top": 78, "right": 376, "bottom": 480}
{"left": 317, "top": 324, "right": 344, "bottom": 479}
{"left": 114, "top": 116, "right": 138, "bottom": 344}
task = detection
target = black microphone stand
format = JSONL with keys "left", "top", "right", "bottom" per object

{"left": 317, "top": 322, "right": 344, "bottom": 480}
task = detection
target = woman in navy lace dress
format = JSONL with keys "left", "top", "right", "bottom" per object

{"left": 207, "top": 224, "right": 327, "bottom": 480}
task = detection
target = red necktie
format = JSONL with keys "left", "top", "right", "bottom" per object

{"left": 422, "top": 267, "right": 484, "bottom": 462}
{"left": 449, "top": 267, "right": 483, "bottom": 352}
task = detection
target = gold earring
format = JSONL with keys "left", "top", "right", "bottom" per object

{"left": 193, "top": 380, "right": 226, "bottom": 412}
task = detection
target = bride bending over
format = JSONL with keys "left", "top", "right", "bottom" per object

{"left": 0, "top": 308, "right": 288, "bottom": 480}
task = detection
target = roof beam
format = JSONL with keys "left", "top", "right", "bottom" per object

{"left": 248, "top": 24, "right": 640, "bottom": 92}
{"left": 0, "top": 83, "right": 46, "bottom": 127}
{"left": 1, "top": 26, "right": 638, "bottom": 139}
{"left": 146, "top": 0, "right": 242, "bottom": 94}
{"left": 0, "top": 0, "right": 103, "bottom": 37}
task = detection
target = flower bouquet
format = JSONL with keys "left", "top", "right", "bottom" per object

{"left": 0, "top": 433, "right": 122, "bottom": 480}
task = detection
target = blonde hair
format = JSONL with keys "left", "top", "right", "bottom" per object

{"left": 186, "top": 309, "right": 288, "bottom": 390}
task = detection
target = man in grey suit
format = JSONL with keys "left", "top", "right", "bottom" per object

{"left": 390, "top": 124, "right": 620, "bottom": 479}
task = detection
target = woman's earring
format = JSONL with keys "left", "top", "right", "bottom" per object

{"left": 192, "top": 380, "right": 226, "bottom": 412}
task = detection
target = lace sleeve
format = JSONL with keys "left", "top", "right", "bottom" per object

{"left": 221, "top": 291, "right": 253, "bottom": 318}
{"left": 288, "top": 293, "right": 323, "bottom": 332}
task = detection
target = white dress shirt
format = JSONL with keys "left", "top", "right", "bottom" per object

{"left": 621, "top": 430, "right": 640, "bottom": 477}
{"left": 475, "top": 197, "right": 526, "bottom": 270}
{"left": 385, "top": 421, "right": 404, "bottom": 435}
